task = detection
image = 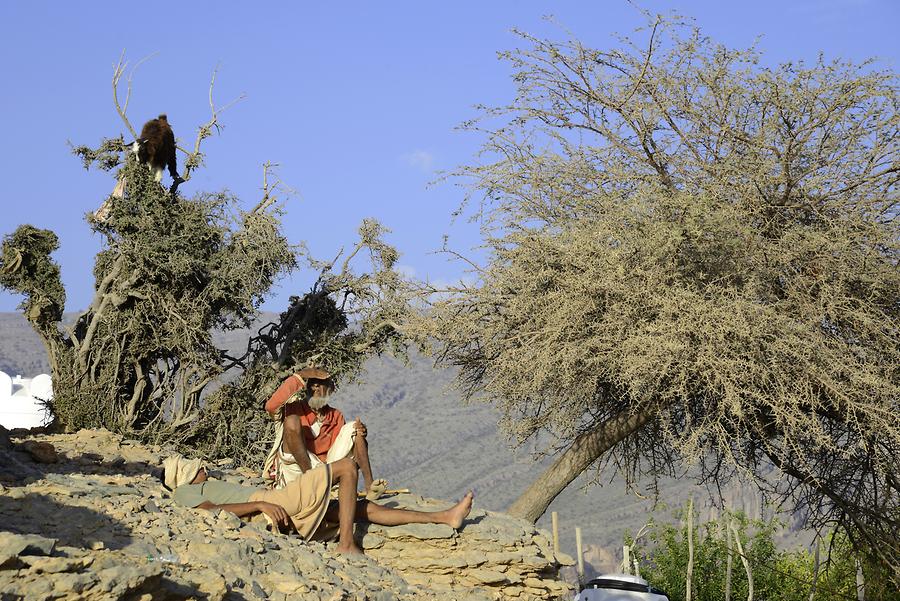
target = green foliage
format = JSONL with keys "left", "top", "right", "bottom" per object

{"left": 635, "top": 506, "right": 900, "bottom": 601}
{"left": 3, "top": 153, "right": 298, "bottom": 437}
{"left": 70, "top": 135, "right": 126, "bottom": 171}
{"left": 187, "top": 217, "right": 415, "bottom": 466}
{"left": 0, "top": 225, "right": 65, "bottom": 330}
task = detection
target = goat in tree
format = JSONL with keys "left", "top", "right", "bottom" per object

{"left": 97, "top": 114, "right": 184, "bottom": 221}
{"left": 132, "top": 114, "right": 184, "bottom": 185}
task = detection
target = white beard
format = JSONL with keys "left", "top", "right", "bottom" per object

{"left": 307, "top": 394, "right": 329, "bottom": 411}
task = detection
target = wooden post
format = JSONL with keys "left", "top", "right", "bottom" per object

{"left": 686, "top": 497, "right": 694, "bottom": 601}
{"left": 725, "top": 520, "right": 733, "bottom": 601}
{"left": 730, "top": 521, "right": 753, "bottom": 601}
{"left": 633, "top": 557, "right": 641, "bottom": 578}
{"left": 551, "top": 511, "right": 560, "bottom": 556}
{"left": 576, "top": 527, "right": 584, "bottom": 580}
{"left": 623, "top": 545, "right": 631, "bottom": 575}
{"left": 808, "top": 536, "right": 820, "bottom": 601}
{"left": 856, "top": 559, "right": 865, "bottom": 601}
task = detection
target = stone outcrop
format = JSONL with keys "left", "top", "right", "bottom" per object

{"left": 359, "top": 495, "right": 573, "bottom": 599}
{"left": 0, "top": 427, "right": 573, "bottom": 600}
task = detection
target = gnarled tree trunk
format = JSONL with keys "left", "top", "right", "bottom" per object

{"left": 507, "top": 408, "right": 653, "bottom": 522}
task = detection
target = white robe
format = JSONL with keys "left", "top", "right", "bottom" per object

{"left": 263, "top": 418, "right": 356, "bottom": 490}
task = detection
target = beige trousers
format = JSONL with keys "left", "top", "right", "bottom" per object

{"left": 248, "top": 463, "right": 331, "bottom": 539}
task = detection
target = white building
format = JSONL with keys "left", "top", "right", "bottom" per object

{"left": 0, "top": 371, "right": 53, "bottom": 429}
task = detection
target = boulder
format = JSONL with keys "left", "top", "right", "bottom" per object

{"left": 20, "top": 440, "right": 58, "bottom": 463}
{"left": 0, "top": 532, "right": 57, "bottom": 556}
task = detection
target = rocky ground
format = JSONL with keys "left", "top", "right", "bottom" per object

{"left": 0, "top": 427, "right": 574, "bottom": 600}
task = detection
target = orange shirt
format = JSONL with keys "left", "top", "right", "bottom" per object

{"left": 265, "top": 374, "right": 346, "bottom": 461}
{"left": 285, "top": 402, "right": 346, "bottom": 462}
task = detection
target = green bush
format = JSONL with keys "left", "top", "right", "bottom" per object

{"left": 632, "top": 504, "right": 899, "bottom": 601}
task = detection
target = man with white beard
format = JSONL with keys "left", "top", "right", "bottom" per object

{"left": 262, "top": 368, "right": 386, "bottom": 499}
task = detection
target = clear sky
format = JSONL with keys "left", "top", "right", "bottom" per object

{"left": 1, "top": 1, "right": 897, "bottom": 313}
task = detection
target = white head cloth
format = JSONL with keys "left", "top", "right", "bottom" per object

{"left": 163, "top": 454, "right": 203, "bottom": 490}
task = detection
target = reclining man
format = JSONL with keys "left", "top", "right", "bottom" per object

{"left": 162, "top": 454, "right": 473, "bottom": 555}
{"left": 262, "top": 368, "right": 386, "bottom": 499}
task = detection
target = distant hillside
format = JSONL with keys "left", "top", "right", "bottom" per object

{"left": 0, "top": 313, "right": 51, "bottom": 376}
{"left": 0, "top": 312, "right": 813, "bottom": 569}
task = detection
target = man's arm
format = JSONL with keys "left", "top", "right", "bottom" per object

{"left": 283, "top": 413, "right": 313, "bottom": 472}
{"left": 196, "top": 500, "right": 291, "bottom": 530}
{"left": 264, "top": 376, "right": 304, "bottom": 414}
{"left": 264, "top": 368, "right": 331, "bottom": 414}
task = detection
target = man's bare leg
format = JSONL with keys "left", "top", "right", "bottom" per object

{"left": 330, "top": 458, "right": 363, "bottom": 554}
{"left": 359, "top": 492, "right": 474, "bottom": 529}
{"left": 352, "top": 435, "right": 376, "bottom": 493}
{"left": 325, "top": 491, "right": 475, "bottom": 537}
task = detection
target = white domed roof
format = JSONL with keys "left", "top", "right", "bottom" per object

{"left": 29, "top": 373, "right": 53, "bottom": 401}
{"left": 0, "top": 371, "right": 53, "bottom": 429}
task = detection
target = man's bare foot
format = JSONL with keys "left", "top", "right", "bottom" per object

{"left": 444, "top": 491, "right": 474, "bottom": 529}
{"left": 336, "top": 542, "right": 364, "bottom": 555}
{"left": 365, "top": 478, "right": 388, "bottom": 501}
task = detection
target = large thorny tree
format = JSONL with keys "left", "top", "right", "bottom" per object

{"left": 418, "top": 18, "right": 899, "bottom": 574}
{"left": 0, "top": 59, "right": 411, "bottom": 465}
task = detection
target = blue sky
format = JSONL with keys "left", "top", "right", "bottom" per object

{"left": 1, "top": 1, "right": 897, "bottom": 313}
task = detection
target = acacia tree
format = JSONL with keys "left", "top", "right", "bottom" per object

{"left": 0, "top": 58, "right": 412, "bottom": 463}
{"left": 416, "top": 18, "right": 899, "bottom": 574}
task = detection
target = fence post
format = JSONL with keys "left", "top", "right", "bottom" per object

{"left": 808, "top": 536, "right": 820, "bottom": 601}
{"left": 725, "top": 520, "right": 733, "bottom": 601}
{"left": 730, "top": 521, "right": 753, "bottom": 601}
{"left": 856, "top": 559, "right": 865, "bottom": 601}
{"left": 623, "top": 545, "right": 631, "bottom": 575}
{"left": 551, "top": 511, "right": 560, "bottom": 556}
{"left": 576, "top": 527, "right": 584, "bottom": 581}
{"left": 686, "top": 497, "right": 694, "bottom": 601}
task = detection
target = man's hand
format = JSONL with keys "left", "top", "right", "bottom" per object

{"left": 353, "top": 418, "right": 367, "bottom": 438}
{"left": 256, "top": 501, "right": 291, "bottom": 531}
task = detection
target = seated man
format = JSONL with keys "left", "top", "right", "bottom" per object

{"left": 262, "top": 368, "right": 385, "bottom": 499}
{"left": 162, "top": 454, "right": 473, "bottom": 555}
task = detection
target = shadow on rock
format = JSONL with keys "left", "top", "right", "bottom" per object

{"left": 38, "top": 450, "right": 157, "bottom": 478}
{"left": 0, "top": 447, "right": 157, "bottom": 487}
{"left": 0, "top": 492, "right": 134, "bottom": 551}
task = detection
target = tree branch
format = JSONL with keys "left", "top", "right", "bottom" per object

{"left": 111, "top": 51, "right": 156, "bottom": 140}
{"left": 180, "top": 65, "right": 246, "bottom": 182}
